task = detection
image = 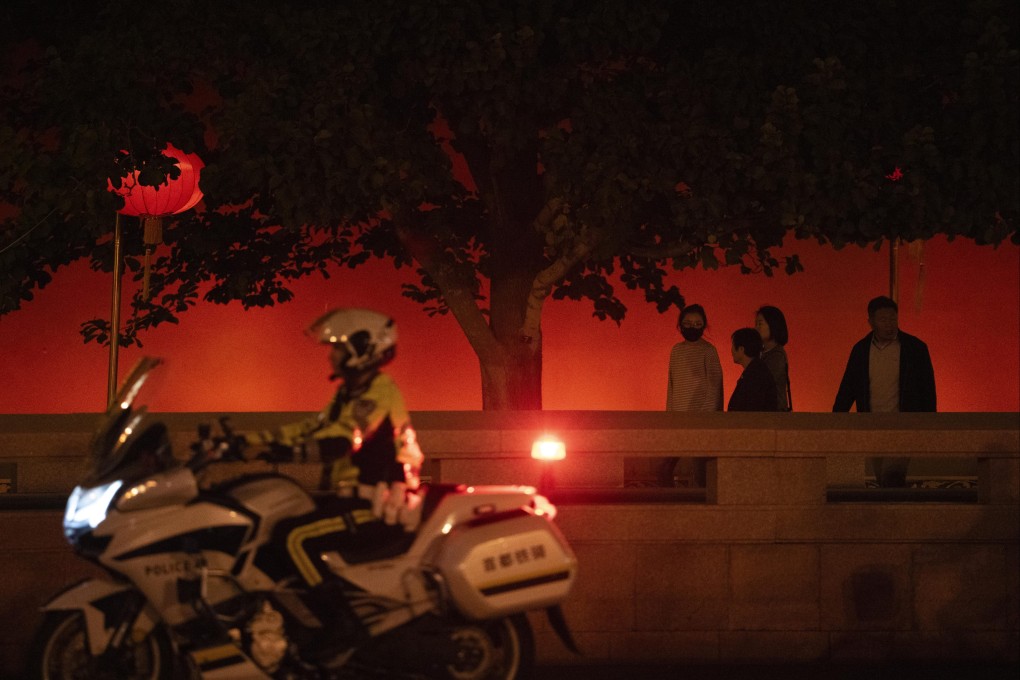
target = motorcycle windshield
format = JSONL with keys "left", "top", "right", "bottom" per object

{"left": 83, "top": 356, "right": 170, "bottom": 486}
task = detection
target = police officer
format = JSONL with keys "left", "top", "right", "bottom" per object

{"left": 244, "top": 309, "right": 424, "bottom": 663}
{"left": 247, "top": 307, "right": 423, "bottom": 516}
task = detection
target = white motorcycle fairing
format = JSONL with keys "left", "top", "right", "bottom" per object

{"left": 41, "top": 578, "right": 160, "bottom": 657}
{"left": 320, "top": 485, "right": 576, "bottom": 633}
{"left": 40, "top": 577, "right": 277, "bottom": 680}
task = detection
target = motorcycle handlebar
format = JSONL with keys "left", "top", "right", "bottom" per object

{"left": 186, "top": 418, "right": 247, "bottom": 471}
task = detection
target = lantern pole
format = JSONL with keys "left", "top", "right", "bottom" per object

{"left": 106, "top": 212, "right": 123, "bottom": 409}
{"left": 888, "top": 237, "right": 899, "bottom": 304}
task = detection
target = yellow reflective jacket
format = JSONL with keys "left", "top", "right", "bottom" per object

{"left": 246, "top": 373, "right": 423, "bottom": 486}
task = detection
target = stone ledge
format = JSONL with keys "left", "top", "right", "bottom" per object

{"left": 2, "top": 411, "right": 1017, "bottom": 455}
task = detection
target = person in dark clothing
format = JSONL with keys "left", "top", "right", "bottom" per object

{"left": 833, "top": 297, "right": 937, "bottom": 413}
{"left": 727, "top": 328, "right": 779, "bottom": 412}
{"left": 755, "top": 305, "right": 792, "bottom": 411}
{"left": 833, "top": 296, "right": 936, "bottom": 487}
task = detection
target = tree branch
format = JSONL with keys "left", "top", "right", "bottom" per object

{"left": 392, "top": 217, "right": 504, "bottom": 366}
{"left": 520, "top": 227, "right": 594, "bottom": 348}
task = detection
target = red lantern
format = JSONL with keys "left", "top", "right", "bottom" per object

{"left": 107, "top": 143, "right": 204, "bottom": 298}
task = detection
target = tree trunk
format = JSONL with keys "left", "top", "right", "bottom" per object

{"left": 479, "top": 350, "right": 542, "bottom": 410}
{"left": 397, "top": 212, "right": 545, "bottom": 410}
{"left": 437, "top": 129, "right": 548, "bottom": 410}
{"left": 482, "top": 265, "right": 543, "bottom": 410}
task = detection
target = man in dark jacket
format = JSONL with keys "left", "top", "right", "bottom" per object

{"left": 728, "top": 328, "right": 779, "bottom": 412}
{"left": 833, "top": 296, "right": 937, "bottom": 486}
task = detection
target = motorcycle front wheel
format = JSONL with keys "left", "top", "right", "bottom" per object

{"left": 29, "top": 611, "right": 173, "bottom": 680}
{"left": 437, "top": 615, "right": 535, "bottom": 680}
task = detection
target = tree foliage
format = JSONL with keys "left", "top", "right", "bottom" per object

{"left": 2, "top": 0, "right": 1017, "bottom": 408}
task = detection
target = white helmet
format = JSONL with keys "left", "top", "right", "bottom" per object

{"left": 307, "top": 308, "right": 398, "bottom": 373}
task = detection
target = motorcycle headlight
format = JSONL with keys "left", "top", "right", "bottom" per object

{"left": 64, "top": 480, "right": 123, "bottom": 540}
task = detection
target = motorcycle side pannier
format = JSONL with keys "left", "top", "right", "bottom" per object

{"left": 432, "top": 509, "right": 577, "bottom": 620}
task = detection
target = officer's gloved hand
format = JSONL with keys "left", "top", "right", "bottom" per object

{"left": 224, "top": 435, "right": 248, "bottom": 461}
{"left": 361, "top": 481, "right": 423, "bottom": 531}
{"left": 403, "top": 463, "right": 422, "bottom": 492}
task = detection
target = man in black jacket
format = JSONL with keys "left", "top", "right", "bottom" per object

{"left": 833, "top": 296, "right": 937, "bottom": 486}
{"left": 728, "top": 328, "right": 779, "bottom": 412}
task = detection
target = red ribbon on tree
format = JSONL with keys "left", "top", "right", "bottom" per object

{"left": 107, "top": 143, "right": 204, "bottom": 298}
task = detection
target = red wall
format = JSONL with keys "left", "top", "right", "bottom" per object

{"left": 0, "top": 236, "right": 1017, "bottom": 414}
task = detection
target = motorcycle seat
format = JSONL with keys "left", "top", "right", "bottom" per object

{"left": 334, "top": 525, "right": 416, "bottom": 565}
{"left": 322, "top": 484, "right": 465, "bottom": 565}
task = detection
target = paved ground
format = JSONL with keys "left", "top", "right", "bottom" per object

{"left": 6, "top": 661, "right": 1016, "bottom": 679}
{"left": 533, "top": 662, "right": 1020, "bottom": 680}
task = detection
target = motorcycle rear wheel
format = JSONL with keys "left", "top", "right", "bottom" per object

{"left": 437, "top": 615, "right": 534, "bottom": 680}
{"left": 30, "top": 611, "right": 173, "bottom": 680}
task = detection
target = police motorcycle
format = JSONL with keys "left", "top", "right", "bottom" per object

{"left": 31, "top": 357, "right": 578, "bottom": 679}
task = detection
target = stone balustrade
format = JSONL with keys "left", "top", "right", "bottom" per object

{"left": 1, "top": 411, "right": 1017, "bottom": 675}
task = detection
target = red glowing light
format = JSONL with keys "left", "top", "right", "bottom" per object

{"left": 531, "top": 435, "right": 566, "bottom": 461}
{"left": 885, "top": 166, "right": 903, "bottom": 182}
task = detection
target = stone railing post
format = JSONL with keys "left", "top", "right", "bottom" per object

{"left": 706, "top": 455, "right": 827, "bottom": 506}
{"left": 978, "top": 456, "right": 1020, "bottom": 505}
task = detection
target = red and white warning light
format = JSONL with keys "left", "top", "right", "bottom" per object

{"left": 531, "top": 435, "right": 566, "bottom": 461}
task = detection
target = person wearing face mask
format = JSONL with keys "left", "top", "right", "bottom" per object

{"left": 667, "top": 303, "right": 724, "bottom": 412}
{"left": 665, "top": 303, "right": 724, "bottom": 486}
{"left": 833, "top": 296, "right": 936, "bottom": 487}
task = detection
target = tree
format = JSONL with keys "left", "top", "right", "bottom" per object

{"left": 2, "top": 0, "right": 1017, "bottom": 409}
